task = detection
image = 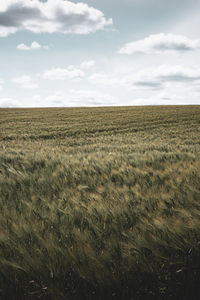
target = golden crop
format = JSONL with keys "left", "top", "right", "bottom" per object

{"left": 0, "top": 106, "right": 200, "bottom": 299}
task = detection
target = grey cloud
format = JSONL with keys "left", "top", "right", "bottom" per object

{"left": 159, "top": 74, "right": 200, "bottom": 82}
{"left": 54, "top": 8, "right": 101, "bottom": 29}
{"left": 119, "top": 33, "right": 200, "bottom": 55}
{"left": 0, "top": 4, "right": 42, "bottom": 27}
{"left": 130, "top": 65, "right": 200, "bottom": 91}
{"left": 156, "top": 43, "right": 191, "bottom": 52}
{"left": 134, "top": 81, "right": 162, "bottom": 89}
{"left": 0, "top": 0, "right": 112, "bottom": 37}
{"left": 155, "top": 65, "right": 200, "bottom": 83}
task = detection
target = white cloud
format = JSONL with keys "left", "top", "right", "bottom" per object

{"left": 43, "top": 67, "right": 85, "bottom": 80}
{"left": 119, "top": 33, "right": 200, "bottom": 55}
{"left": 0, "top": 79, "right": 4, "bottom": 91}
{"left": 129, "top": 65, "right": 200, "bottom": 90}
{"left": 89, "top": 64, "right": 200, "bottom": 93}
{"left": 130, "top": 91, "right": 200, "bottom": 106}
{"left": 42, "top": 60, "right": 96, "bottom": 81}
{"left": 80, "top": 60, "right": 95, "bottom": 70}
{"left": 68, "top": 89, "right": 116, "bottom": 106}
{"left": 12, "top": 75, "right": 38, "bottom": 89}
{"left": 154, "top": 64, "right": 200, "bottom": 82}
{"left": 0, "top": 97, "right": 21, "bottom": 107}
{"left": 17, "top": 41, "right": 49, "bottom": 51}
{"left": 0, "top": 0, "right": 112, "bottom": 37}
{"left": 88, "top": 71, "right": 162, "bottom": 89}
{"left": 0, "top": 27, "right": 17, "bottom": 38}
{"left": 32, "top": 90, "right": 117, "bottom": 107}
{"left": 88, "top": 73, "right": 129, "bottom": 86}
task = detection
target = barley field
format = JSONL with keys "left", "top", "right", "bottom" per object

{"left": 0, "top": 105, "right": 200, "bottom": 300}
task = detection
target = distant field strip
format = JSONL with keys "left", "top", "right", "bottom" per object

{"left": 0, "top": 106, "right": 200, "bottom": 300}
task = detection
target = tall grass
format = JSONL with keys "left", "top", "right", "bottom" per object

{"left": 0, "top": 106, "right": 200, "bottom": 299}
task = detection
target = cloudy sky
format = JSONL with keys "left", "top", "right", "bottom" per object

{"left": 0, "top": 0, "right": 200, "bottom": 107}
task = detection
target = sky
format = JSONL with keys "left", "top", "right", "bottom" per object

{"left": 0, "top": 0, "right": 200, "bottom": 107}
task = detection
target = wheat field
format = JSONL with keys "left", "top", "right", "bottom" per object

{"left": 0, "top": 105, "right": 200, "bottom": 299}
